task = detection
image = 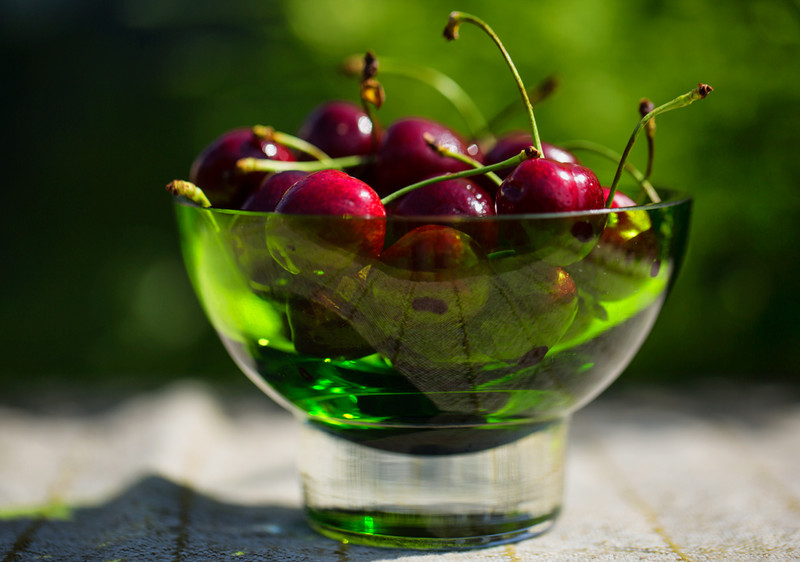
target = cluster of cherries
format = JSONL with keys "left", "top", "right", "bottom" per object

{"left": 169, "top": 11, "right": 711, "bottom": 268}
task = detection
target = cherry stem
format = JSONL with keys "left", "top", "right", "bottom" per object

{"left": 166, "top": 180, "right": 220, "bottom": 232}
{"left": 359, "top": 51, "right": 384, "bottom": 155}
{"left": 422, "top": 132, "right": 502, "bottom": 187}
{"left": 252, "top": 125, "right": 331, "bottom": 162}
{"left": 606, "top": 83, "right": 713, "bottom": 207}
{"left": 639, "top": 98, "right": 656, "bottom": 180}
{"left": 236, "top": 154, "right": 368, "bottom": 174}
{"left": 166, "top": 180, "right": 212, "bottom": 208}
{"left": 558, "top": 139, "right": 661, "bottom": 203}
{"left": 444, "top": 11, "right": 543, "bottom": 156}
{"left": 381, "top": 147, "right": 538, "bottom": 206}
{"left": 343, "top": 54, "right": 488, "bottom": 139}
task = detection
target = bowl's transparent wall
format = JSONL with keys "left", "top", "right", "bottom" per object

{"left": 175, "top": 193, "right": 690, "bottom": 438}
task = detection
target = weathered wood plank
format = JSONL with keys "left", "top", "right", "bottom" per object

{"left": 0, "top": 382, "right": 798, "bottom": 561}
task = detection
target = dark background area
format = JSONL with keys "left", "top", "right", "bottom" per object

{"left": 2, "top": 0, "right": 799, "bottom": 398}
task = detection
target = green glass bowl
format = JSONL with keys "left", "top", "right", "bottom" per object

{"left": 174, "top": 190, "right": 691, "bottom": 549}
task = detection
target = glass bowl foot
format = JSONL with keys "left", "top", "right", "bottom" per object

{"left": 299, "top": 417, "right": 568, "bottom": 549}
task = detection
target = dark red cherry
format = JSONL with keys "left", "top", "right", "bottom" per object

{"left": 374, "top": 117, "right": 481, "bottom": 197}
{"left": 189, "top": 126, "right": 295, "bottom": 208}
{"left": 241, "top": 170, "right": 309, "bottom": 212}
{"left": 388, "top": 176, "right": 496, "bottom": 249}
{"left": 274, "top": 169, "right": 386, "bottom": 259}
{"left": 495, "top": 158, "right": 604, "bottom": 215}
{"left": 297, "top": 100, "right": 378, "bottom": 159}
{"left": 485, "top": 131, "right": 578, "bottom": 181}
{"left": 390, "top": 176, "right": 494, "bottom": 218}
{"left": 379, "top": 224, "right": 484, "bottom": 274}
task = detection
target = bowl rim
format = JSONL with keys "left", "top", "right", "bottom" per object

{"left": 173, "top": 187, "right": 692, "bottom": 222}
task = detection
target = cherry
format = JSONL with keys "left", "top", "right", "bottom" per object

{"left": 493, "top": 158, "right": 605, "bottom": 265}
{"left": 189, "top": 126, "right": 295, "bottom": 209}
{"left": 379, "top": 224, "right": 485, "bottom": 273}
{"left": 276, "top": 169, "right": 385, "bottom": 221}
{"left": 495, "top": 158, "right": 604, "bottom": 215}
{"left": 388, "top": 176, "right": 496, "bottom": 249}
{"left": 269, "top": 169, "right": 386, "bottom": 275}
{"left": 485, "top": 132, "right": 578, "bottom": 181}
{"left": 373, "top": 116, "right": 482, "bottom": 197}
{"left": 296, "top": 100, "right": 378, "bottom": 160}
{"left": 241, "top": 170, "right": 309, "bottom": 212}
{"left": 389, "top": 176, "right": 493, "bottom": 217}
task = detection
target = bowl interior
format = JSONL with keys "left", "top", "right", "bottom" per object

{"left": 174, "top": 190, "right": 691, "bottom": 441}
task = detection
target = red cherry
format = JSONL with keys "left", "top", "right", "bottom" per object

{"left": 274, "top": 169, "right": 386, "bottom": 260}
{"left": 388, "top": 176, "right": 497, "bottom": 249}
{"left": 189, "top": 126, "right": 295, "bottom": 209}
{"left": 493, "top": 158, "right": 605, "bottom": 265}
{"left": 241, "top": 170, "right": 309, "bottom": 212}
{"left": 296, "top": 100, "right": 378, "bottom": 159}
{"left": 495, "top": 158, "right": 604, "bottom": 215}
{"left": 389, "top": 177, "right": 494, "bottom": 218}
{"left": 374, "top": 117, "right": 481, "bottom": 197}
{"left": 379, "top": 224, "right": 484, "bottom": 273}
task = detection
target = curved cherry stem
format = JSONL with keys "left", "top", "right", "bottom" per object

{"left": 606, "top": 83, "right": 713, "bottom": 207}
{"left": 444, "top": 11, "right": 543, "bottom": 156}
{"left": 381, "top": 147, "right": 538, "bottom": 206}
{"left": 558, "top": 139, "right": 661, "bottom": 203}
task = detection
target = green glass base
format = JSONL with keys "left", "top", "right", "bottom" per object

{"left": 307, "top": 508, "right": 559, "bottom": 550}
{"left": 298, "top": 418, "right": 568, "bottom": 549}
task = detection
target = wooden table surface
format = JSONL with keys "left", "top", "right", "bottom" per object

{"left": 1, "top": 380, "right": 798, "bottom": 561}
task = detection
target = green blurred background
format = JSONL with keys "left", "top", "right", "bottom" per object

{"left": 2, "top": 0, "right": 798, "bottom": 397}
